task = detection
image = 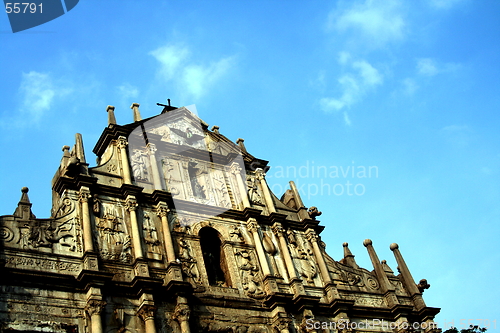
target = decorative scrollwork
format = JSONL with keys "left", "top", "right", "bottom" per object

{"left": 0, "top": 226, "right": 14, "bottom": 242}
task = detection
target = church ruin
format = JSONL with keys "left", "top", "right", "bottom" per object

{"left": 0, "top": 103, "right": 440, "bottom": 332}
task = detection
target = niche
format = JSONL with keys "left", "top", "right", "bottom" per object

{"left": 199, "top": 227, "right": 231, "bottom": 287}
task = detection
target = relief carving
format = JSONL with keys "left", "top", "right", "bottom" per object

{"left": 178, "top": 238, "right": 202, "bottom": 286}
{"left": 229, "top": 225, "right": 245, "bottom": 243}
{"left": 295, "top": 248, "right": 317, "bottom": 284}
{"left": 213, "top": 172, "right": 231, "bottom": 208}
{"left": 236, "top": 250, "right": 265, "bottom": 299}
{"left": 95, "top": 207, "right": 132, "bottom": 263}
{"left": 142, "top": 212, "right": 161, "bottom": 256}
{"left": 16, "top": 217, "right": 80, "bottom": 253}
{"left": 131, "top": 148, "right": 149, "bottom": 181}
{"left": 247, "top": 177, "right": 263, "bottom": 205}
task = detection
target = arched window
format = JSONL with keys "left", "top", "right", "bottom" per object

{"left": 199, "top": 227, "right": 230, "bottom": 287}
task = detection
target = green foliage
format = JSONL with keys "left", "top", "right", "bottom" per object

{"left": 443, "top": 326, "right": 487, "bottom": 333}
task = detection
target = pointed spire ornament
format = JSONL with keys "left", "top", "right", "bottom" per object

{"left": 340, "top": 242, "right": 359, "bottom": 269}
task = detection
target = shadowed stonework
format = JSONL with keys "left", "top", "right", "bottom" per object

{"left": 0, "top": 102, "right": 440, "bottom": 333}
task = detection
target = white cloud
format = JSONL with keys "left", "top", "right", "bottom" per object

{"left": 183, "top": 57, "right": 234, "bottom": 100}
{"left": 150, "top": 44, "right": 190, "bottom": 80}
{"left": 402, "top": 78, "right": 418, "bottom": 95}
{"left": 320, "top": 53, "right": 383, "bottom": 124}
{"left": 328, "top": 0, "right": 406, "bottom": 46}
{"left": 118, "top": 83, "right": 139, "bottom": 99}
{"left": 352, "top": 60, "right": 383, "bottom": 86}
{"left": 19, "top": 71, "right": 55, "bottom": 122}
{"left": 416, "top": 58, "right": 461, "bottom": 77}
{"left": 428, "top": 0, "right": 466, "bottom": 9}
{"left": 417, "top": 58, "right": 439, "bottom": 76}
{"left": 150, "top": 44, "right": 235, "bottom": 100}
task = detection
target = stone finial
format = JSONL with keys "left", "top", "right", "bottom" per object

{"left": 236, "top": 138, "right": 247, "bottom": 153}
{"left": 61, "top": 145, "right": 71, "bottom": 168}
{"left": 341, "top": 242, "right": 359, "bottom": 269}
{"left": 14, "top": 187, "right": 34, "bottom": 219}
{"left": 75, "top": 133, "right": 86, "bottom": 164}
{"left": 106, "top": 105, "right": 117, "bottom": 125}
{"left": 20, "top": 187, "right": 30, "bottom": 203}
{"left": 211, "top": 125, "right": 220, "bottom": 134}
{"left": 390, "top": 242, "right": 421, "bottom": 296}
{"left": 381, "top": 259, "right": 395, "bottom": 276}
{"left": 131, "top": 103, "right": 142, "bottom": 122}
{"left": 363, "top": 239, "right": 395, "bottom": 295}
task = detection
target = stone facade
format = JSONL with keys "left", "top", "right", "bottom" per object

{"left": 0, "top": 103, "right": 440, "bottom": 333}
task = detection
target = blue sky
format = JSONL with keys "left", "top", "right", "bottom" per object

{"left": 1, "top": 0, "right": 499, "bottom": 329}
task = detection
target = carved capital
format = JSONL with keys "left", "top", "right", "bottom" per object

{"left": 272, "top": 222, "right": 284, "bottom": 237}
{"left": 138, "top": 305, "right": 156, "bottom": 321}
{"left": 272, "top": 316, "right": 292, "bottom": 333}
{"left": 78, "top": 187, "right": 91, "bottom": 203}
{"left": 173, "top": 302, "right": 190, "bottom": 323}
{"left": 305, "top": 229, "right": 318, "bottom": 243}
{"left": 146, "top": 142, "right": 157, "bottom": 155}
{"left": 156, "top": 203, "right": 170, "bottom": 217}
{"left": 85, "top": 300, "right": 106, "bottom": 316}
{"left": 255, "top": 168, "right": 266, "bottom": 180}
{"left": 246, "top": 218, "right": 260, "bottom": 233}
{"left": 116, "top": 136, "right": 128, "bottom": 149}
{"left": 230, "top": 162, "right": 242, "bottom": 175}
{"left": 125, "top": 197, "right": 138, "bottom": 211}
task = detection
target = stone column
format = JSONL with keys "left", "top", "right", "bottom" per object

{"left": 86, "top": 300, "right": 105, "bottom": 333}
{"left": 79, "top": 186, "right": 94, "bottom": 252}
{"left": 255, "top": 168, "right": 276, "bottom": 214}
{"left": 117, "top": 136, "right": 132, "bottom": 184}
{"left": 173, "top": 296, "right": 191, "bottom": 333}
{"left": 271, "top": 306, "right": 291, "bottom": 333}
{"left": 138, "top": 305, "right": 157, "bottom": 333}
{"left": 247, "top": 218, "right": 271, "bottom": 277}
{"left": 305, "top": 229, "right": 331, "bottom": 284}
{"left": 272, "top": 222, "right": 296, "bottom": 280}
{"left": 146, "top": 143, "right": 163, "bottom": 190}
{"left": 230, "top": 162, "right": 250, "bottom": 208}
{"left": 156, "top": 203, "right": 176, "bottom": 263}
{"left": 85, "top": 288, "right": 105, "bottom": 333}
{"left": 125, "top": 195, "right": 143, "bottom": 259}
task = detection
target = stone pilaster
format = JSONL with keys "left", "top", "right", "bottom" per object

{"left": 117, "top": 136, "right": 132, "bottom": 184}
{"left": 146, "top": 143, "right": 163, "bottom": 190}
{"left": 138, "top": 293, "right": 157, "bottom": 333}
{"left": 125, "top": 195, "right": 143, "bottom": 260}
{"left": 255, "top": 168, "right": 276, "bottom": 214}
{"left": 155, "top": 203, "right": 176, "bottom": 263}
{"left": 85, "top": 288, "right": 105, "bottom": 333}
{"left": 305, "top": 229, "right": 331, "bottom": 284}
{"left": 173, "top": 296, "right": 191, "bottom": 333}
{"left": 246, "top": 218, "right": 271, "bottom": 277}
{"left": 230, "top": 162, "right": 250, "bottom": 208}
{"left": 272, "top": 222, "right": 296, "bottom": 280}
{"left": 79, "top": 186, "right": 94, "bottom": 253}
